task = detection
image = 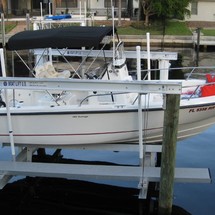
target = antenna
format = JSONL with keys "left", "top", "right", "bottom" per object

{"left": 40, "top": 2, "right": 43, "bottom": 19}
{"left": 111, "top": 0, "right": 115, "bottom": 68}
{"left": 146, "top": 32, "right": 151, "bottom": 80}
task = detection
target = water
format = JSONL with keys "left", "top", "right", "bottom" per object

{"left": 168, "top": 47, "right": 215, "bottom": 214}
{"left": 174, "top": 125, "right": 215, "bottom": 215}
{"left": 1, "top": 125, "right": 215, "bottom": 214}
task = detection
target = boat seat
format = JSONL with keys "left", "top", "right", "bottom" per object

{"left": 35, "top": 61, "right": 71, "bottom": 78}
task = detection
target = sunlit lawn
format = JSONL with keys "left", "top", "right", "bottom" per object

{"left": 165, "top": 21, "right": 192, "bottom": 35}
{"left": 3, "top": 20, "right": 215, "bottom": 36}
{"left": 1, "top": 22, "right": 17, "bottom": 33}
{"left": 117, "top": 21, "right": 193, "bottom": 35}
{"left": 202, "top": 29, "right": 215, "bottom": 36}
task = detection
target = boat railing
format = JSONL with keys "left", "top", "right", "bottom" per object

{"left": 79, "top": 92, "right": 129, "bottom": 106}
{"left": 141, "top": 66, "right": 215, "bottom": 80}
{"left": 140, "top": 66, "right": 215, "bottom": 100}
{"left": 182, "top": 81, "right": 215, "bottom": 100}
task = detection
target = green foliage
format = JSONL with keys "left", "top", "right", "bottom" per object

{"left": 142, "top": 0, "right": 191, "bottom": 20}
{"left": 141, "top": 0, "right": 192, "bottom": 25}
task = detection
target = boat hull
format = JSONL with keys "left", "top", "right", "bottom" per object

{"left": 1, "top": 100, "right": 215, "bottom": 146}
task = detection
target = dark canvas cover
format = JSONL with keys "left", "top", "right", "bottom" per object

{"left": 7, "top": 26, "right": 115, "bottom": 50}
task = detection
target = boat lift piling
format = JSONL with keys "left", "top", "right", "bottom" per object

{"left": 159, "top": 94, "right": 180, "bottom": 215}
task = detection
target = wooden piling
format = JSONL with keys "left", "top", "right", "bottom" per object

{"left": 1, "top": 13, "right": 5, "bottom": 48}
{"left": 158, "top": 94, "right": 180, "bottom": 215}
{"left": 196, "top": 27, "right": 200, "bottom": 67}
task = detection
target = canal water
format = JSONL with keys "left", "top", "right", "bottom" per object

{"left": 0, "top": 47, "right": 215, "bottom": 214}
{"left": 164, "top": 47, "right": 215, "bottom": 215}
{"left": 174, "top": 125, "right": 215, "bottom": 215}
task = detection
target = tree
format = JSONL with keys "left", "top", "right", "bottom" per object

{"left": 139, "top": 0, "right": 191, "bottom": 26}
{"left": 139, "top": 0, "right": 156, "bottom": 26}
{"left": 152, "top": 0, "right": 190, "bottom": 19}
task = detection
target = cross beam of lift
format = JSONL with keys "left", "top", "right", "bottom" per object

{"left": 0, "top": 161, "right": 210, "bottom": 184}
{"left": 0, "top": 143, "right": 211, "bottom": 199}
{"left": 0, "top": 145, "right": 211, "bottom": 188}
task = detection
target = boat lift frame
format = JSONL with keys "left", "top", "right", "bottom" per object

{"left": 0, "top": 49, "right": 211, "bottom": 199}
{"left": 0, "top": 76, "right": 211, "bottom": 197}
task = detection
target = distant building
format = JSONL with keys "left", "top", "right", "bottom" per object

{"left": 185, "top": 0, "right": 215, "bottom": 22}
{"left": 5, "top": 0, "right": 215, "bottom": 23}
{"left": 1, "top": 0, "right": 138, "bottom": 18}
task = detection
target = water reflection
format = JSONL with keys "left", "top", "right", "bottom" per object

{"left": 174, "top": 125, "right": 215, "bottom": 215}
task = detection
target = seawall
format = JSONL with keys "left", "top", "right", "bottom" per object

{"left": 119, "top": 35, "right": 215, "bottom": 49}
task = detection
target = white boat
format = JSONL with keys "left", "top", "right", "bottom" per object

{"left": 0, "top": 26, "right": 215, "bottom": 147}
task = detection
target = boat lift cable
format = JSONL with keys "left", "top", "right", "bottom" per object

{"left": 138, "top": 93, "right": 150, "bottom": 199}
{"left": 143, "top": 94, "right": 150, "bottom": 157}
{"left": 136, "top": 46, "right": 150, "bottom": 198}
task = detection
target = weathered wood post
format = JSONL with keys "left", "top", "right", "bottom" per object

{"left": 158, "top": 94, "right": 180, "bottom": 215}
{"left": 196, "top": 27, "right": 201, "bottom": 67}
{"left": 26, "top": 13, "right": 30, "bottom": 30}
{"left": 1, "top": 13, "right": 5, "bottom": 48}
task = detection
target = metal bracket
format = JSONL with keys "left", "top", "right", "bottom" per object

{"left": 138, "top": 177, "right": 149, "bottom": 199}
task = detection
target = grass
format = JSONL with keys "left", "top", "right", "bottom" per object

{"left": 3, "top": 20, "right": 215, "bottom": 36}
{"left": 5, "top": 22, "right": 17, "bottom": 33}
{"left": 117, "top": 24, "right": 161, "bottom": 35}
{"left": 165, "top": 21, "right": 192, "bottom": 35}
{"left": 202, "top": 29, "right": 215, "bottom": 36}
{"left": 117, "top": 20, "right": 193, "bottom": 36}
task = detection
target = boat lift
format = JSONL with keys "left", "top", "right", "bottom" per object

{"left": 0, "top": 77, "right": 211, "bottom": 199}
{"left": 0, "top": 45, "right": 211, "bottom": 201}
